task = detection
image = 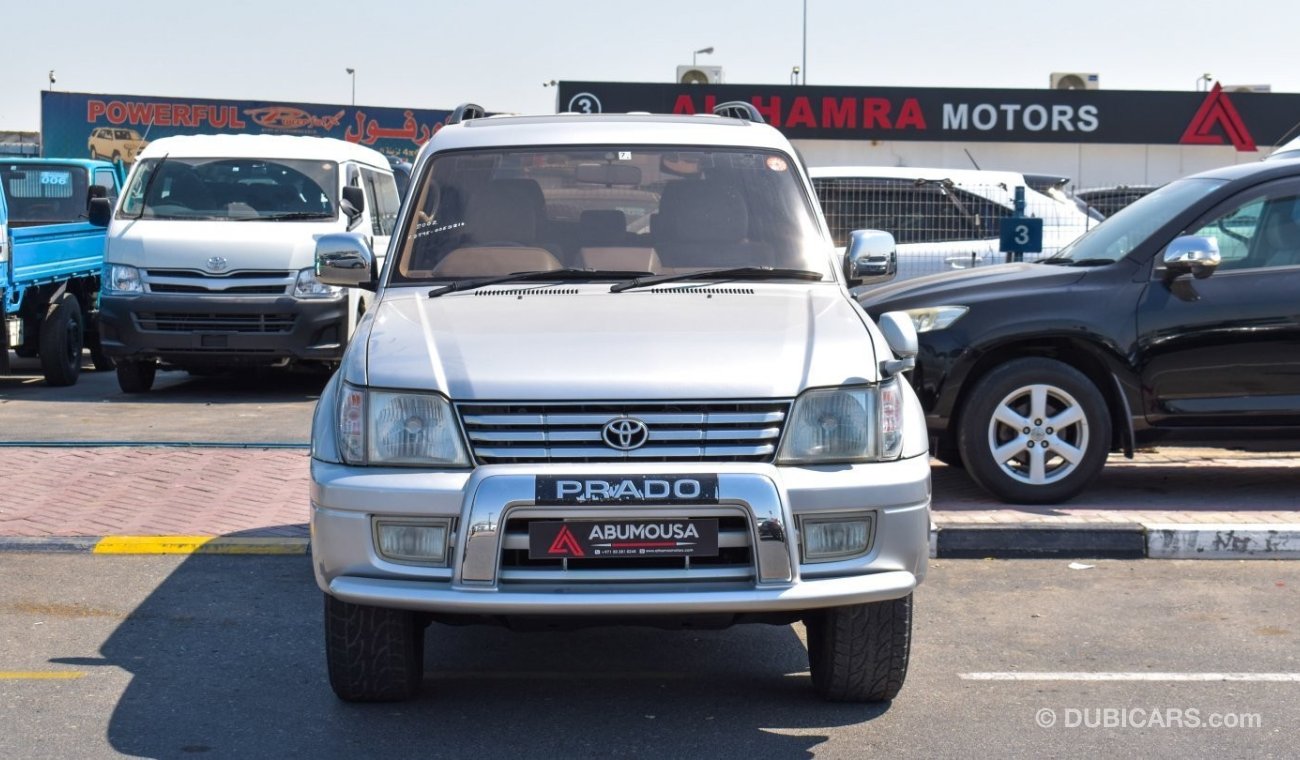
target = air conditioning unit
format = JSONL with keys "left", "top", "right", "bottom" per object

{"left": 1227, "top": 84, "right": 1271, "bottom": 93}
{"left": 677, "top": 65, "right": 724, "bottom": 85}
{"left": 1050, "top": 72, "right": 1099, "bottom": 90}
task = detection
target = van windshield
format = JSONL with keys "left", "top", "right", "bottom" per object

{"left": 120, "top": 157, "right": 338, "bottom": 221}
{"left": 392, "top": 146, "right": 832, "bottom": 283}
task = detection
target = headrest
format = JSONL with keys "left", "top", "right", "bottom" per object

{"left": 656, "top": 181, "right": 748, "bottom": 243}
{"left": 465, "top": 179, "right": 546, "bottom": 243}
{"left": 579, "top": 209, "right": 628, "bottom": 246}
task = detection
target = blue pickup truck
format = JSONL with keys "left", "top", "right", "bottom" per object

{"left": 1, "top": 158, "right": 121, "bottom": 385}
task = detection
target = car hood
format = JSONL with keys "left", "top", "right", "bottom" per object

{"left": 856, "top": 261, "right": 1090, "bottom": 312}
{"left": 357, "top": 284, "right": 880, "bottom": 400}
{"left": 106, "top": 218, "right": 340, "bottom": 271}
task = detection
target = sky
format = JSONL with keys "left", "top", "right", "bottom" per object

{"left": 3, "top": 0, "right": 1298, "bottom": 131}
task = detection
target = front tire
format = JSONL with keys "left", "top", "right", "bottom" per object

{"left": 957, "top": 357, "right": 1111, "bottom": 504}
{"left": 804, "top": 595, "right": 912, "bottom": 703}
{"left": 115, "top": 360, "right": 157, "bottom": 393}
{"left": 325, "top": 594, "right": 424, "bottom": 702}
{"left": 39, "top": 293, "right": 84, "bottom": 387}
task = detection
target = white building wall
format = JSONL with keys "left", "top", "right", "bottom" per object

{"left": 794, "top": 139, "right": 1266, "bottom": 189}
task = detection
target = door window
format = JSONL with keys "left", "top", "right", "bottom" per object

{"left": 361, "top": 167, "right": 401, "bottom": 236}
{"left": 1189, "top": 194, "right": 1300, "bottom": 270}
{"left": 94, "top": 168, "right": 119, "bottom": 202}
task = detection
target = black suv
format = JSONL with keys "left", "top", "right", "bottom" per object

{"left": 858, "top": 159, "right": 1300, "bottom": 504}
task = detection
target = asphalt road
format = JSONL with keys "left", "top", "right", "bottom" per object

{"left": 0, "top": 353, "right": 323, "bottom": 444}
{"left": 0, "top": 558, "right": 1295, "bottom": 759}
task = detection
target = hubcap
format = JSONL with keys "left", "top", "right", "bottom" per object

{"left": 986, "top": 383, "right": 1088, "bottom": 486}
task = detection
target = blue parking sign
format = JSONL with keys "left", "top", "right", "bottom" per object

{"left": 1000, "top": 216, "right": 1043, "bottom": 254}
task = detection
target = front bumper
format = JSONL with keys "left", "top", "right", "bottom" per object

{"left": 99, "top": 293, "right": 346, "bottom": 365}
{"left": 311, "top": 457, "right": 931, "bottom": 616}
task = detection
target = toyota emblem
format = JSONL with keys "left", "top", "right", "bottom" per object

{"left": 206, "top": 256, "right": 229, "bottom": 272}
{"left": 601, "top": 418, "right": 649, "bottom": 451}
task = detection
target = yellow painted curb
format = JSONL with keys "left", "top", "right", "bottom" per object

{"left": 0, "top": 671, "right": 85, "bottom": 680}
{"left": 93, "top": 536, "right": 309, "bottom": 555}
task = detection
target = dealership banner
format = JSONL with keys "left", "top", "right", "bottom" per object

{"left": 557, "top": 81, "right": 1300, "bottom": 151}
{"left": 41, "top": 91, "right": 452, "bottom": 164}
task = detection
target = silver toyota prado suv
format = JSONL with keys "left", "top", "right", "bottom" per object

{"left": 309, "top": 103, "right": 931, "bottom": 703}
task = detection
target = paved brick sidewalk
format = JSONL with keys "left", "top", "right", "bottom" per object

{"left": 0, "top": 446, "right": 1296, "bottom": 538}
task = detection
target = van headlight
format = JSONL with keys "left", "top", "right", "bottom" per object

{"left": 105, "top": 264, "right": 143, "bottom": 294}
{"left": 338, "top": 385, "right": 470, "bottom": 467}
{"left": 777, "top": 380, "right": 904, "bottom": 464}
{"left": 294, "top": 267, "right": 345, "bottom": 299}
{"left": 904, "top": 305, "right": 967, "bottom": 333}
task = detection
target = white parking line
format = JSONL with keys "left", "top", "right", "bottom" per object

{"left": 961, "top": 672, "right": 1300, "bottom": 682}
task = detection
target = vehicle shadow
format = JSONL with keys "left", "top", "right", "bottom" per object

{"left": 54, "top": 533, "right": 892, "bottom": 759}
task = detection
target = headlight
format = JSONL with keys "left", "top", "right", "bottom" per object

{"left": 105, "top": 264, "right": 143, "bottom": 294}
{"left": 904, "top": 305, "right": 968, "bottom": 333}
{"left": 777, "top": 380, "right": 905, "bottom": 464}
{"left": 294, "top": 267, "right": 345, "bottom": 298}
{"left": 338, "top": 385, "right": 470, "bottom": 467}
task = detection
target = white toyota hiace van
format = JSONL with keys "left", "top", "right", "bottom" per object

{"left": 98, "top": 134, "right": 399, "bottom": 392}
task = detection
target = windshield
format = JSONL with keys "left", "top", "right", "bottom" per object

{"left": 120, "top": 157, "right": 338, "bottom": 221}
{"left": 392, "top": 146, "right": 833, "bottom": 283}
{"left": 1, "top": 164, "right": 90, "bottom": 225}
{"left": 1049, "top": 178, "right": 1227, "bottom": 263}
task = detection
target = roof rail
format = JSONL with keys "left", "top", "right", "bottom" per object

{"left": 447, "top": 103, "right": 487, "bottom": 125}
{"left": 712, "top": 101, "right": 765, "bottom": 124}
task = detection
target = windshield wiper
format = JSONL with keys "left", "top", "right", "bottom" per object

{"left": 609, "top": 266, "right": 823, "bottom": 293}
{"left": 428, "top": 268, "right": 653, "bottom": 298}
{"left": 247, "top": 211, "right": 335, "bottom": 221}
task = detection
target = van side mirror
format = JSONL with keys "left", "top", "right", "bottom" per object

{"left": 341, "top": 185, "right": 365, "bottom": 220}
{"left": 87, "top": 185, "right": 108, "bottom": 204}
{"left": 88, "top": 197, "right": 113, "bottom": 227}
{"left": 1162, "top": 235, "right": 1220, "bottom": 282}
{"left": 877, "top": 311, "right": 918, "bottom": 378}
{"left": 315, "top": 232, "right": 376, "bottom": 291}
{"left": 844, "top": 230, "right": 898, "bottom": 288}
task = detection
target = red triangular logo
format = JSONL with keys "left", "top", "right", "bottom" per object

{"left": 1180, "top": 83, "right": 1257, "bottom": 152}
{"left": 547, "top": 525, "right": 585, "bottom": 557}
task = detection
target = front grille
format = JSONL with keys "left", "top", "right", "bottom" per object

{"left": 149, "top": 283, "right": 288, "bottom": 295}
{"left": 135, "top": 312, "right": 296, "bottom": 333}
{"left": 498, "top": 514, "right": 754, "bottom": 584}
{"left": 457, "top": 400, "right": 789, "bottom": 464}
{"left": 144, "top": 269, "right": 294, "bottom": 296}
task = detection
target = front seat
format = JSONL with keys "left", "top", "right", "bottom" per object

{"left": 431, "top": 179, "right": 562, "bottom": 276}
{"left": 654, "top": 180, "right": 773, "bottom": 269}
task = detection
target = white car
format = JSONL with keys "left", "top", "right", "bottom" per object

{"left": 810, "top": 166, "right": 1098, "bottom": 281}
{"left": 308, "top": 105, "right": 931, "bottom": 703}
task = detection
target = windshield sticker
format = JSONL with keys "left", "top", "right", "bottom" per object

{"left": 618, "top": 151, "right": 631, "bottom": 160}
{"left": 766, "top": 156, "right": 788, "bottom": 172}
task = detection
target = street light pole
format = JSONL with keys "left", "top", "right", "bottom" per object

{"left": 693, "top": 46, "right": 714, "bottom": 67}
{"left": 346, "top": 68, "right": 356, "bottom": 106}
{"left": 801, "top": 0, "right": 807, "bottom": 85}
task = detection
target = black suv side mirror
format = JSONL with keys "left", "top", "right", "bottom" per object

{"left": 1162, "top": 235, "right": 1221, "bottom": 282}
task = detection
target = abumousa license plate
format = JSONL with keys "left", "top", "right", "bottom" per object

{"left": 529, "top": 519, "right": 720, "bottom": 559}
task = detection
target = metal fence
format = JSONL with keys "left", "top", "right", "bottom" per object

{"left": 811, "top": 176, "right": 1102, "bottom": 281}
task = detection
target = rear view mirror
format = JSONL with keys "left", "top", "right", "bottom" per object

{"left": 1162, "top": 235, "right": 1220, "bottom": 281}
{"left": 315, "top": 232, "right": 376, "bottom": 291}
{"left": 88, "top": 197, "right": 113, "bottom": 227}
{"left": 845, "top": 230, "right": 898, "bottom": 287}
{"left": 575, "top": 163, "right": 642, "bottom": 186}
{"left": 341, "top": 185, "right": 366, "bottom": 218}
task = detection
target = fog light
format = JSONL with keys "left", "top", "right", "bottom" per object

{"left": 375, "top": 520, "right": 450, "bottom": 565}
{"left": 800, "top": 514, "right": 874, "bottom": 562}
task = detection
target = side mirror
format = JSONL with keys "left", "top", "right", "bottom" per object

{"left": 1162, "top": 235, "right": 1220, "bottom": 281}
{"left": 88, "top": 197, "right": 113, "bottom": 227}
{"left": 341, "top": 185, "right": 365, "bottom": 219}
{"left": 87, "top": 185, "right": 108, "bottom": 204}
{"left": 877, "top": 311, "right": 918, "bottom": 377}
{"left": 844, "top": 230, "right": 898, "bottom": 287}
{"left": 315, "top": 232, "right": 376, "bottom": 291}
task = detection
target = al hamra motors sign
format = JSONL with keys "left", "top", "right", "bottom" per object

{"left": 558, "top": 81, "right": 1298, "bottom": 151}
